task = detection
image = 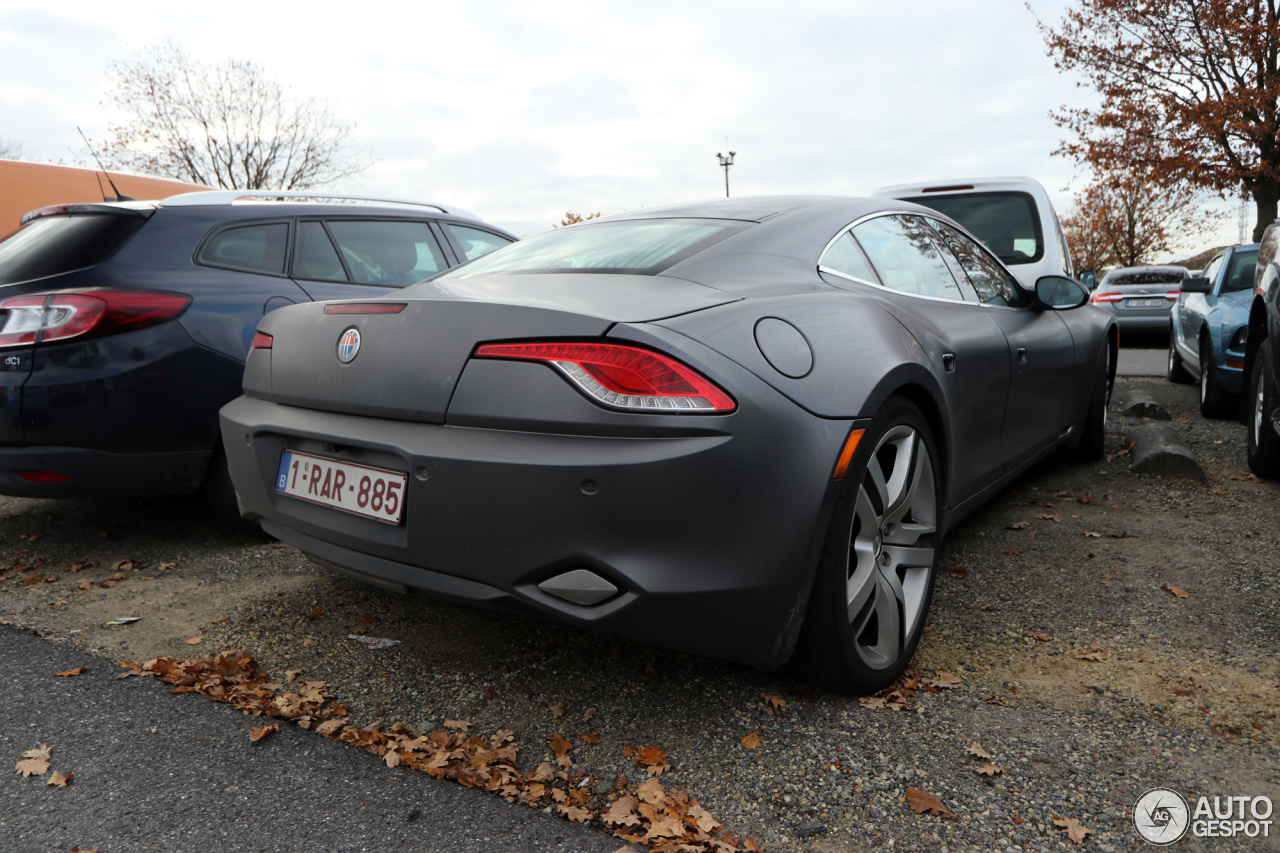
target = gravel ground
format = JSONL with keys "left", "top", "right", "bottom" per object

{"left": 1, "top": 375, "right": 1277, "bottom": 852}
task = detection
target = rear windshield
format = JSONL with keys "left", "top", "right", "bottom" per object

{"left": 904, "top": 191, "right": 1043, "bottom": 266}
{"left": 1107, "top": 270, "right": 1184, "bottom": 285}
{"left": 439, "top": 219, "right": 749, "bottom": 276}
{"left": 0, "top": 214, "right": 147, "bottom": 285}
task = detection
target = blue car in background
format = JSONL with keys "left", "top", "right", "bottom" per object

{"left": 1168, "top": 243, "right": 1258, "bottom": 417}
{"left": 0, "top": 191, "right": 515, "bottom": 527}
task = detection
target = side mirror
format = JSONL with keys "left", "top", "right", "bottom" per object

{"left": 1032, "top": 275, "right": 1088, "bottom": 310}
{"left": 1181, "top": 276, "right": 1212, "bottom": 294}
{"left": 1077, "top": 270, "right": 1097, "bottom": 290}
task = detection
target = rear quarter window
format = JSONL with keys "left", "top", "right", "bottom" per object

{"left": 197, "top": 222, "right": 290, "bottom": 274}
{"left": 0, "top": 214, "right": 147, "bottom": 284}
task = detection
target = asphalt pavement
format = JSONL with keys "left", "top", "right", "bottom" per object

{"left": 1117, "top": 346, "right": 1166, "bottom": 377}
{"left": 0, "top": 625, "right": 620, "bottom": 853}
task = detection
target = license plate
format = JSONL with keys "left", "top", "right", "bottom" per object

{"left": 275, "top": 450, "right": 406, "bottom": 525}
{"left": 1125, "top": 298, "right": 1164, "bottom": 308}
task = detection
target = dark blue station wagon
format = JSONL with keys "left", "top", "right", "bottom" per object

{"left": 0, "top": 191, "right": 514, "bottom": 525}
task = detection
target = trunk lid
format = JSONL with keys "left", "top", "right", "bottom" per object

{"left": 263, "top": 274, "right": 737, "bottom": 423}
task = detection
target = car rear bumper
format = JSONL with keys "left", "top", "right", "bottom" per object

{"left": 220, "top": 390, "right": 854, "bottom": 668}
{"left": 1109, "top": 311, "right": 1171, "bottom": 332}
{"left": 0, "top": 446, "right": 209, "bottom": 498}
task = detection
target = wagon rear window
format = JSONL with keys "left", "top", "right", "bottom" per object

{"left": 1108, "top": 271, "right": 1184, "bottom": 285}
{"left": 0, "top": 214, "right": 147, "bottom": 284}
{"left": 905, "top": 191, "right": 1043, "bottom": 266}
{"left": 440, "top": 219, "right": 748, "bottom": 276}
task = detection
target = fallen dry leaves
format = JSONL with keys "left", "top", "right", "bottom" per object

{"left": 249, "top": 723, "right": 280, "bottom": 742}
{"left": 186, "top": 636, "right": 203, "bottom": 645}
{"left": 53, "top": 667, "right": 87, "bottom": 677}
{"left": 1053, "top": 816, "right": 1093, "bottom": 844}
{"left": 1073, "top": 650, "right": 1107, "bottom": 662}
{"left": 945, "top": 565, "right": 968, "bottom": 578}
{"left": 760, "top": 692, "right": 786, "bottom": 712}
{"left": 858, "top": 669, "right": 962, "bottom": 711}
{"left": 47, "top": 769, "right": 72, "bottom": 786}
{"left": 1006, "top": 521, "right": 1029, "bottom": 529}
{"left": 904, "top": 787, "right": 956, "bottom": 819}
{"left": 966, "top": 741, "right": 993, "bottom": 759}
{"left": 116, "top": 652, "right": 761, "bottom": 852}
{"left": 15, "top": 744, "right": 51, "bottom": 777}
{"left": 973, "top": 764, "right": 1003, "bottom": 777}
{"left": 1162, "top": 584, "right": 1190, "bottom": 599}
{"left": 739, "top": 729, "right": 763, "bottom": 749}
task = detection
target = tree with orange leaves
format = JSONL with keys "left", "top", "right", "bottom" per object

{"left": 1061, "top": 167, "right": 1216, "bottom": 269}
{"left": 1038, "top": 1, "right": 1280, "bottom": 241}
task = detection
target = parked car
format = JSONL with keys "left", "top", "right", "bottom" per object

{"left": 1168, "top": 244, "right": 1258, "bottom": 417}
{"left": 221, "top": 195, "right": 1115, "bottom": 695}
{"left": 0, "top": 190, "right": 516, "bottom": 526}
{"left": 1088, "top": 265, "right": 1188, "bottom": 333}
{"left": 1244, "top": 224, "right": 1280, "bottom": 476}
{"left": 873, "top": 177, "right": 1074, "bottom": 289}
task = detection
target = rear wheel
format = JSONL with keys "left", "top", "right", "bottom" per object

{"left": 1167, "top": 333, "right": 1192, "bottom": 383}
{"left": 1246, "top": 339, "right": 1280, "bottom": 478}
{"left": 789, "top": 396, "right": 940, "bottom": 696}
{"left": 202, "top": 440, "right": 265, "bottom": 536}
{"left": 1199, "top": 337, "right": 1237, "bottom": 418}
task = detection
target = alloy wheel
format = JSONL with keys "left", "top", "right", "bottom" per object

{"left": 845, "top": 425, "right": 937, "bottom": 670}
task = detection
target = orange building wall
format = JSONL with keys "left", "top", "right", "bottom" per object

{"left": 0, "top": 160, "right": 209, "bottom": 239}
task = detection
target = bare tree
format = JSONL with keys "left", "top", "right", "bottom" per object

{"left": 96, "top": 40, "right": 371, "bottom": 190}
{"left": 0, "top": 137, "right": 23, "bottom": 160}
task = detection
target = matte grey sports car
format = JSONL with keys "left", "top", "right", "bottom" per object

{"left": 220, "top": 196, "right": 1116, "bottom": 695}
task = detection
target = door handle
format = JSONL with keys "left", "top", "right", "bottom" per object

{"left": 941, "top": 352, "right": 956, "bottom": 373}
{"left": 1017, "top": 347, "right": 1028, "bottom": 364}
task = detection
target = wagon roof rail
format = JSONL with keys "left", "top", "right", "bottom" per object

{"left": 159, "top": 190, "right": 480, "bottom": 221}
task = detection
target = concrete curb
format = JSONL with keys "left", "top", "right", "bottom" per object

{"left": 1122, "top": 391, "right": 1171, "bottom": 420}
{"left": 1128, "top": 423, "right": 1205, "bottom": 480}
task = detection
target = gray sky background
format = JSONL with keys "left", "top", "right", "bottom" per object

{"left": 0, "top": 0, "right": 1243, "bottom": 258}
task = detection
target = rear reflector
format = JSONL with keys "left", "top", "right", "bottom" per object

{"left": 251, "top": 331, "right": 273, "bottom": 350}
{"left": 833, "top": 428, "right": 865, "bottom": 479}
{"left": 323, "top": 303, "right": 407, "bottom": 314}
{"left": 0, "top": 289, "right": 191, "bottom": 348}
{"left": 1227, "top": 360, "right": 1245, "bottom": 369}
{"left": 16, "top": 471, "right": 74, "bottom": 483}
{"left": 475, "top": 341, "right": 736, "bottom": 412}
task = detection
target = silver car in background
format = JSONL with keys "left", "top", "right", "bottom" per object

{"left": 1088, "top": 266, "right": 1188, "bottom": 333}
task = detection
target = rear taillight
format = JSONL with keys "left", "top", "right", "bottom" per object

{"left": 1090, "top": 291, "right": 1121, "bottom": 303}
{"left": 0, "top": 290, "right": 191, "bottom": 349}
{"left": 475, "top": 341, "right": 736, "bottom": 412}
{"left": 251, "top": 331, "right": 273, "bottom": 350}
{"left": 1166, "top": 290, "right": 1180, "bottom": 301}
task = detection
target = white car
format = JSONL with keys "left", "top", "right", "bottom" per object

{"left": 874, "top": 177, "right": 1074, "bottom": 290}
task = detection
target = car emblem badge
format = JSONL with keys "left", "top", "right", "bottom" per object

{"left": 337, "top": 328, "right": 361, "bottom": 363}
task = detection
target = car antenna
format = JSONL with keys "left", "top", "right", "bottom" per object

{"left": 77, "top": 127, "right": 134, "bottom": 202}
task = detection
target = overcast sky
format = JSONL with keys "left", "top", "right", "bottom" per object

{"left": 0, "top": 0, "right": 1242, "bottom": 257}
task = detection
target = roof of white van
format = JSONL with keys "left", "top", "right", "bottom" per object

{"left": 872, "top": 177, "right": 1049, "bottom": 197}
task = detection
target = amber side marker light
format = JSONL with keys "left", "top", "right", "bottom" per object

{"left": 832, "top": 428, "right": 866, "bottom": 479}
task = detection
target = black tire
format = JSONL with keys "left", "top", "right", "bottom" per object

{"left": 202, "top": 440, "right": 266, "bottom": 536}
{"left": 1246, "top": 339, "right": 1280, "bottom": 478}
{"left": 789, "top": 396, "right": 941, "bottom": 696}
{"left": 1167, "top": 333, "right": 1192, "bottom": 383}
{"left": 1067, "top": 340, "right": 1111, "bottom": 462}
{"left": 1199, "top": 337, "right": 1237, "bottom": 418}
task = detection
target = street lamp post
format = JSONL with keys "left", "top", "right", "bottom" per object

{"left": 716, "top": 150, "right": 736, "bottom": 198}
